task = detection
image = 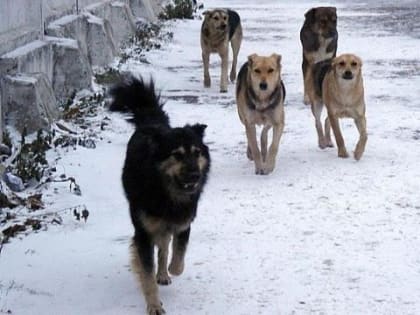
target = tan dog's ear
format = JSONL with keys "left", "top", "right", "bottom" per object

{"left": 271, "top": 53, "right": 282, "bottom": 66}
{"left": 247, "top": 54, "right": 258, "bottom": 67}
{"left": 356, "top": 56, "right": 363, "bottom": 67}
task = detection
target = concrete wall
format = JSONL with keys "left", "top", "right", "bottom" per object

{"left": 0, "top": 0, "right": 43, "bottom": 56}
{"left": 0, "top": 0, "right": 165, "bottom": 56}
{"left": 0, "top": 0, "right": 165, "bottom": 141}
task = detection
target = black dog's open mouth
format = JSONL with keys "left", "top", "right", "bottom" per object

{"left": 174, "top": 178, "right": 200, "bottom": 193}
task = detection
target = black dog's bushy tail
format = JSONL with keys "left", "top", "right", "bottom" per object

{"left": 109, "top": 75, "right": 170, "bottom": 128}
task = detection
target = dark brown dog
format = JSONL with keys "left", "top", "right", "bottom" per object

{"left": 300, "top": 7, "right": 338, "bottom": 105}
{"left": 201, "top": 9, "right": 242, "bottom": 92}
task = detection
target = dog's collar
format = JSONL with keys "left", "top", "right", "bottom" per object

{"left": 246, "top": 82, "right": 284, "bottom": 112}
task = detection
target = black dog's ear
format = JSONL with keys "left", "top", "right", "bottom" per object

{"left": 304, "top": 8, "right": 316, "bottom": 21}
{"left": 190, "top": 124, "right": 207, "bottom": 138}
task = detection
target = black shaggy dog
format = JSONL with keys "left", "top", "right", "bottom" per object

{"left": 109, "top": 76, "right": 211, "bottom": 315}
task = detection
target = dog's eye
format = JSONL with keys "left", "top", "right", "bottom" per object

{"left": 338, "top": 61, "right": 346, "bottom": 67}
{"left": 351, "top": 61, "right": 358, "bottom": 67}
{"left": 223, "top": 16, "right": 227, "bottom": 21}
{"left": 254, "top": 69, "right": 261, "bottom": 74}
{"left": 214, "top": 16, "right": 219, "bottom": 21}
{"left": 267, "top": 68, "right": 274, "bottom": 74}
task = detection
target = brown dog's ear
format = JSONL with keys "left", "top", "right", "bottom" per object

{"left": 270, "top": 53, "right": 282, "bottom": 66}
{"left": 202, "top": 10, "right": 211, "bottom": 18}
{"left": 247, "top": 54, "right": 258, "bottom": 67}
{"left": 304, "top": 8, "right": 316, "bottom": 20}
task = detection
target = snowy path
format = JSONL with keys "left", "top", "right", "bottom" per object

{"left": 1, "top": 1, "right": 420, "bottom": 314}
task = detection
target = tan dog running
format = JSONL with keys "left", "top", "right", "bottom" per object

{"left": 321, "top": 53, "right": 367, "bottom": 160}
{"left": 236, "top": 53, "right": 286, "bottom": 174}
{"left": 201, "top": 9, "right": 242, "bottom": 92}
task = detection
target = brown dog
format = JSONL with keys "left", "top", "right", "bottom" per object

{"left": 300, "top": 7, "right": 338, "bottom": 148}
{"left": 236, "top": 53, "right": 286, "bottom": 175}
{"left": 300, "top": 6, "right": 338, "bottom": 105}
{"left": 321, "top": 54, "right": 367, "bottom": 160}
{"left": 201, "top": 9, "right": 242, "bottom": 92}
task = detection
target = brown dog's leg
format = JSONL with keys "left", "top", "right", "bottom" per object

{"left": 311, "top": 101, "right": 327, "bottom": 149}
{"left": 156, "top": 235, "right": 171, "bottom": 285}
{"left": 354, "top": 116, "right": 367, "bottom": 160}
{"left": 169, "top": 227, "right": 190, "bottom": 276}
{"left": 260, "top": 125, "right": 271, "bottom": 162}
{"left": 230, "top": 30, "right": 242, "bottom": 83}
{"left": 202, "top": 51, "right": 211, "bottom": 87}
{"left": 303, "top": 62, "right": 311, "bottom": 105}
{"left": 328, "top": 114, "right": 348, "bottom": 158}
{"left": 131, "top": 234, "right": 164, "bottom": 315}
{"left": 265, "top": 122, "right": 284, "bottom": 174}
{"left": 324, "top": 117, "right": 334, "bottom": 147}
{"left": 219, "top": 50, "right": 229, "bottom": 93}
{"left": 245, "top": 124, "right": 263, "bottom": 174}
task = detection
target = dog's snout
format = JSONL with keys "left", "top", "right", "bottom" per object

{"left": 220, "top": 23, "right": 227, "bottom": 29}
{"left": 183, "top": 171, "right": 201, "bottom": 184}
{"left": 182, "top": 161, "right": 201, "bottom": 182}
{"left": 259, "top": 82, "right": 268, "bottom": 90}
{"left": 343, "top": 70, "right": 353, "bottom": 80}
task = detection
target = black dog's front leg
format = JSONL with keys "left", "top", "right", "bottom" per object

{"left": 169, "top": 227, "right": 191, "bottom": 276}
{"left": 131, "top": 229, "right": 165, "bottom": 315}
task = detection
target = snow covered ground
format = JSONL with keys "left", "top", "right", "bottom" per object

{"left": 1, "top": 0, "right": 420, "bottom": 314}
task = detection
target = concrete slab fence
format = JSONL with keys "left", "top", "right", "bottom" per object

{"left": 0, "top": 0, "right": 164, "bottom": 141}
